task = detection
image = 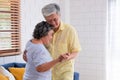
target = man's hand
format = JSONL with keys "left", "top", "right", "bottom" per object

{"left": 58, "top": 53, "right": 70, "bottom": 62}
{"left": 59, "top": 52, "right": 78, "bottom": 62}
{"left": 23, "top": 50, "right": 27, "bottom": 62}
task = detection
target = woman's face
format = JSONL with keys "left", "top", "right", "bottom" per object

{"left": 42, "top": 30, "right": 54, "bottom": 44}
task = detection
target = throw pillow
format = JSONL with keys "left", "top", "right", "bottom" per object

{"left": 8, "top": 67, "right": 25, "bottom": 80}
{"left": 0, "top": 73, "right": 9, "bottom": 80}
{"left": 0, "top": 66, "right": 15, "bottom": 80}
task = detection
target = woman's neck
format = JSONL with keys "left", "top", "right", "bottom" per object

{"left": 31, "top": 39, "right": 43, "bottom": 44}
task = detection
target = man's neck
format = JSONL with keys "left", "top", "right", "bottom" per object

{"left": 54, "top": 27, "right": 59, "bottom": 32}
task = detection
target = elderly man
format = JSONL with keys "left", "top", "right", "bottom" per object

{"left": 41, "top": 3, "right": 81, "bottom": 80}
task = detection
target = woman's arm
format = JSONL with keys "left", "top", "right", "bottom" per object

{"left": 36, "top": 57, "right": 61, "bottom": 72}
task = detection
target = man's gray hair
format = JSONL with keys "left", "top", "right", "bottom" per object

{"left": 42, "top": 3, "right": 60, "bottom": 17}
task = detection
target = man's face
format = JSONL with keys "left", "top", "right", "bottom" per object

{"left": 45, "top": 13, "right": 60, "bottom": 29}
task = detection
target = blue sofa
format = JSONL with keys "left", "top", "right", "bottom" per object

{"left": 2, "top": 62, "right": 79, "bottom": 80}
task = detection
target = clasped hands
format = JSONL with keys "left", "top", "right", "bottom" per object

{"left": 58, "top": 53, "right": 71, "bottom": 62}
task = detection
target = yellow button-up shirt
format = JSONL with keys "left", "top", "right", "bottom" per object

{"left": 47, "top": 21, "right": 81, "bottom": 80}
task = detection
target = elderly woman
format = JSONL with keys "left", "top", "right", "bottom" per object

{"left": 23, "top": 21, "right": 63, "bottom": 80}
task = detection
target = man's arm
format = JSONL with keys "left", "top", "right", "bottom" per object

{"left": 23, "top": 50, "right": 27, "bottom": 62}
{"left": 63, "top": 52, "right": 78, "bottom": 60}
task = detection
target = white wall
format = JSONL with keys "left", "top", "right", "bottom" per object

{"left": 69, "top": 0, "right": 107, "bottom": 80}
{"left": 106, "top": 0, "right": 120, "bottom": 80}
{"left": 0, "top": 0, "right": 108, "bottom": 80}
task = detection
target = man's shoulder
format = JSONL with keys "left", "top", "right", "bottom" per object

{"left": 62, "top": 22, "right": 74, "bottom": 29}
{"left": 62, "top": 22, "right": 71, "bottom": 26}
{"left": 64, "top": 24, "right": 76, "bottom": 33}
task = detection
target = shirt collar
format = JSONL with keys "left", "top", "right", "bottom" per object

{"left": 58, "top": 21, "right": 64, "bottom": 31}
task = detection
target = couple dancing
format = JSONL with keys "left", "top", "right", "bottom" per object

{"left": 23, "top": 3, "right": 81, "bottom": 80}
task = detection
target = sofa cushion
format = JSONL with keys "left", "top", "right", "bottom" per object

{"left": 2, "top": 63, "right": 15, "bottom": 70}
{"left": 2, "top": 62, "right": 80, "bottom": 80}
{"left": 0, "top": 73, "right": 9, "bottom": 80}
{"left": 2, "top": 63, "right": 26, "bottom": 71}
{"left": 0, "top": 66, "right": 15, "bottom": 80}
{"left": 74, "top": 72, "right": 79, "bottom": 80}
{"left": 14, "top": 63, "right": 26, "bottom": 67}
{"left": 8, "top": 67, "right": 25, "bottom": 80}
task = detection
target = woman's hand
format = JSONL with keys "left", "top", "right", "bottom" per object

{"left": 58, "top": 53, "right": 70, "bottom": 62}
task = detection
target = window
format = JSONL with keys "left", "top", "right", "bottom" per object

{"left": 0, "top": 0, "right": 21, "bottom": 56}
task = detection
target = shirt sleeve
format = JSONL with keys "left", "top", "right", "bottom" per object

{"left": 68, "top": 27, "right": 81, "bottom": 53}
{"left": 32, "top": 47, "right": 50, "bottom": 67}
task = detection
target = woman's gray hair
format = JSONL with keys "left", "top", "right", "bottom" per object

{"left": 42, "top": 3, "right": 60, "bottom": 17}
{"left": 33, "top": 21, "right": 54, "bottom": 39}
